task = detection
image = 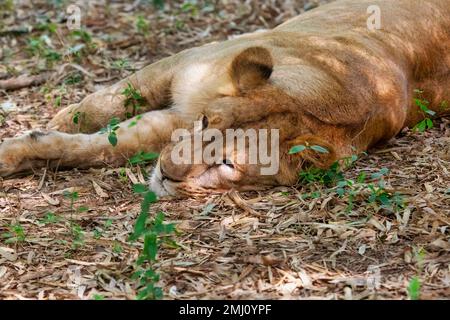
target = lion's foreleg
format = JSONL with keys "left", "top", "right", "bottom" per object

{"left": 0, "top": 110, "right": 188, "bottom": 177}
{"left": 47, "top": 52, "right": 187, "bottom": 134}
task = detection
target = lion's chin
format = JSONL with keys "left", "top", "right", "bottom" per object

{"left": 148, "top": 167, "right": 171, "bottom": 197}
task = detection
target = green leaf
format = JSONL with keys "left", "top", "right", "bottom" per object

{"left": 310, "top": 145, "right": 329, "bottom": 154}
{"left": 310, "top": 191, "right": 321, "bottom": 199}
{"left": 425, "top": 118, "right": 433, "bottom": 129}
{"left": 39, "top": 212, "right": 59, "bottom": 224}
{"left": 63, "top": 191, "right": 79, "bottom": 201}
{"left": 141, "top": 191, "right": 157, "bottom": 214}
{"left": 72, "top": 111, "right": 80, "bottom": 124}
{"left": 133, "top": 183, "right": 149, "bottom": 194}
{"left": 377, "top": 192, "right": 391, "bottom": 206}
{"left": 144, "top": 233, "right": 158, "bottom": 261}
{"left": 289, "top": 145, "right": 306, "bottom": 154}
{"left": 77, "top": 206, "right": 89, "bottom": 213}
{"left": 357, "top": 172, "right": 366, "bottom": 183}
{"left": 414, "top": 98, "right": 429, "bottom": 109}
{"left": 408, "top": 276, "right": 421, "bottom": 300}
{"left": 108, "top": 133, "right": 118, "bottom": 146}
{"left": 129, "top": 151, "right": 159, "bottom": 165}
{"left": 415, "top": 120, "right": 427, "bottom": 132}
{"left": 129, "top": 211, "right": 148, "bottom": 241}
{"left": 336, "top": 188, "right": 345, "bottom": 197}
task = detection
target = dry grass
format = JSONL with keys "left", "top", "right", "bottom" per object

{"left": 0, "top": 0, "right": 449, "bottom": 300}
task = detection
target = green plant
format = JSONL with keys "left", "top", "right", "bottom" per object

{"left": 112, "top": 58, "right": 131, "bottom": 71}
{"left": 295, "top": 147, "right": 406, "bottom": 214}
{"left": 26, "top": 36, "right": 61, "bottom": 67}
{"left": 39, "top": 212, "right": 59, "bottom": 225}
{"left": 93, "top": 229, "right": 102, "bottom": 239}
{"left": 1, "top": 223, "right": 26, "bottom": 243}
{"left": 93, "top": 219, "right": 112, "bottom": 239}
{"left": 112, "top": 241, "right": 123, "bottom": 254}
{"left": 289, "top": 144, "right": 329, "bottom": 155}
{"left": 0, "top": 0, "right": 14, "bottom": 12}
{"left": 180, "top": 1, "right": 199, "bottom": 16}
{"left": 67, "top": 29, "right": 96, "bottom": 60}
{"left": 64, "top": 72, "right": 83, "bottom": 85}
{"left": 332, "top": 166, "right": 405, "bottom": 213}
{"left": 122, "top": 82, "right": 145, "bottom": 119}
{"left": 128, "top": 184, "right": 178, "bottom": 300}
{"left": 413, "top": 89, "right": 436, "bottom": 132}
{"left": 71, "top": 223, "right": 85, "bottom": 249}
{"left": 408, "top": 248, "right": 425, "bottom": 300}
{"left": 52, "top": 85, "right": 67, "bottom": 108}
{"left": 35, "top": 20, "right": 58, "bottom": 34}
{"left": 72, "top": 111, "right": 81, "bottom": 124}
{"left": 63, "top": 190, "right": 79, "bottom": 211}
{"left": 62, "top": 191, "right": 88, "bottom": 249}
{"left": 129, "top": 151, "right": 159, "bottom": 166}
{"left": 99, "top": 117, "right": 121, "bottom": 147}
{"left": 298, "top": 162, "right": 344, "bottom": 186}
{"left": 70, "top": 29, "right": 92, "bottom": 43}
{"left": 408, "top": 277, "right": 421, "bottom": 300}
{"left": 151, "top": 0, "right": 165, "bottom": 9}
{"left": 118, "top": 167, "right": 128, "bottom": 183}
{"left": 135, "top": 15, "right": 150, "bottom": 36}
{"left": 92, "top": 294, "right": 105, "bottom": 300}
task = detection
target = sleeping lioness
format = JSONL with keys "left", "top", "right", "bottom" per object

{"left": 0, "top": 0, "right": 449, "bottom": 197}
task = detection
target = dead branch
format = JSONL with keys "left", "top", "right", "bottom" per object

{"left": 0, "top": 73, "right": 51, "bottom": 91}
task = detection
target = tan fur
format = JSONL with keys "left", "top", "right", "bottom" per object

{"left": 1, "top": 0, "right": 449, "bottom": 198}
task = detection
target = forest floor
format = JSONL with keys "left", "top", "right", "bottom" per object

{"left": 0, "top": 0, "right": 449, "bottom": 300}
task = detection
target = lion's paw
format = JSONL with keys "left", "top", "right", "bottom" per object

{"left": 0, "top": 139, "right": 23, "bottom": 177}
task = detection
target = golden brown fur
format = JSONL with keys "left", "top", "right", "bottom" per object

{"left": 1, "top": 0, "right": 449, "bottom": 197}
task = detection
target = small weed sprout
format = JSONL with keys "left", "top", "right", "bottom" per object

{"left": 294, "top": 149, "right": 406, "bottom": 214}
{"left": 39, "top": 212, "right": 59, "bottom": 225}
{"left": 67, "top": 29, "right": 96, "bottom": 59}
{"left": 408, "top": 248, "right": 425, "bottom": 300}
{"left": 122, "top": 82, "right": 145, "bottom": 119}
{"left": 71, "top": 223, "right": 85, "bottom": 249}
{"left": 112, "top": 58, "right": 132, "bottom": 72}
{"left": 64, "top": 190, "right": 79, "bottom": 212}
{"left": 128, "top": 183, "right": 179, "bottom": 300}
{"left": 26, "top": 36, "right": 61, "bottom": 68}
{"left": 413, "top": 89, "right": 436, "bottom": 132}
{"left": 99, "top": 117, "right": 121, "bottom": 147}
{"left": 1, "top": 223, "right": 26, "bottom": 244}
{"left": 63, "top": 191, "right": 89, "bottom": 249}
{"left": 128, "top": 151, "right": 159, "bottom": 166}
{"left": 289, "top": 144, "right": 329, "bottom": 155}
{"left": 135, "top": 15, "right": 150, "bottom": 36}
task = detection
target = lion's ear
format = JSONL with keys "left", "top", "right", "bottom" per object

{"left": 288, "top": 134, "right": 338, "bottom": 169}
{"left": 230, "top": 47, "right": 273, "bottom": 92}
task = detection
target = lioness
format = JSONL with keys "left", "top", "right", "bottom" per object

{"left": 1, "top": 0, "right": 449, "bottom": 197}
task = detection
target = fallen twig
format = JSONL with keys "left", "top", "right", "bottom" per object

{"left": 0, "top": 73, "right": 51, "bottom": 91}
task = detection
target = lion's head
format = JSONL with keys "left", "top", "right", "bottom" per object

{"left": 150, "top": 47, "right": 338, "bottom": 197}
